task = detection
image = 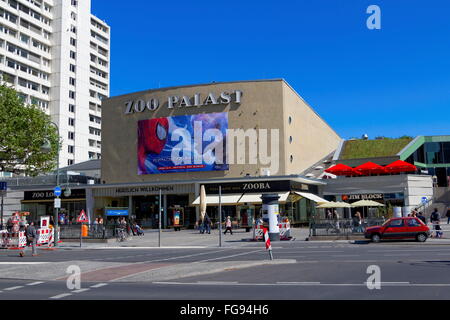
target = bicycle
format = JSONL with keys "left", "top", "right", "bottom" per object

{"left": 115, "top": 228, "right": 126, "bottom": 242}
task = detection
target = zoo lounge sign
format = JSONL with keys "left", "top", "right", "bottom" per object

{"left": 124, "top": 90, "right": 243, "bottom": 114}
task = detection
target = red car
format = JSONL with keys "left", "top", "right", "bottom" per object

{"left": 365, "top": 217, "right": 431, "bottom": 243}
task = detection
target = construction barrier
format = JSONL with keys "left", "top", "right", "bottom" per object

{"left": 36, "top": 228, "right": 54, "bottom": 246}
{"left": 278, "top": 222, "right": 291, "bottom": 240}
{"left": 0, "top": 231, "right": 26, "bottom": 249}
{"left": 253, "top": 225, "right": 264, "bottom": 240}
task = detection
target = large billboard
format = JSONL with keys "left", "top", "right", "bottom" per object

{"left": 138, "top": 112, "right": 229, "bottom": 174}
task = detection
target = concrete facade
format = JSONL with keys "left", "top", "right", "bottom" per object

{"left": 101, "top": 79, "right": 341, "bottom": 184}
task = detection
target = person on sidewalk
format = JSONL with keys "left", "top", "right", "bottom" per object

{"left": 19, "top": 221, "right": 37, "bottom": 257}
{"left": 417, "top": 212, "right": 427, "bottom": 225}
{"left": 224, "top": 216, "right": 233, "bottom": 235}
{"left": 430, "top": 208, "right": 442, "bottom": 238}
{"left": 203, "top": 214, "right": 211, "bottom": 234}
{"left": 446, "top": 206, "right": 450, "bottom": 224}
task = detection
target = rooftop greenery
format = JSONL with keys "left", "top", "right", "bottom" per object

{"left": 340, "top": 137, "right": 414, "bottom": 160}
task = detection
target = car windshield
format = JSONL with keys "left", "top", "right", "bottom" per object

{"left": 382, "top": 219, "right": 392, "bottom": 227}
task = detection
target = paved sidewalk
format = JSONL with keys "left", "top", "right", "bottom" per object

{"left": 58, "top": 228, "right": 310, "bottom": 249}
{"left": 56, "top": 225, "right": 450, "bottom": 249}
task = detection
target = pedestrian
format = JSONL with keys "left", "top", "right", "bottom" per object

{"left": 446, "top": 206, "right": 450, "bottom": 224}
{"left": 19, "top": 221, "right": 37, "bottom": 257}
{"left": 430, "top": 208, "right": 442, "bottom": 238}
{"left": 355, "top": 211, "right": 363, "bottom": 233}
{"left": 203, "top": 214, "right": 211, "bottom": 234}
{"left": 224, "top": 216, "right": 233, "bottom": 235}
{"left": 333, "top": 209, "right": 340, "bottom": 232}
{"left": 197, "top": 218, "right": 204, "bottom": 234}
{"left": 417, "top": 212, "right": 426, "bottom": 225}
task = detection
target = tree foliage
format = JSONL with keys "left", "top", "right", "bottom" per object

{"left": 0, "top": 82, "right": 60, "bottom": 176}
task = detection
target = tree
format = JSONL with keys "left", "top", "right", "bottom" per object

{"left": 0, "top": 81, "right": 60, "bottom": 176}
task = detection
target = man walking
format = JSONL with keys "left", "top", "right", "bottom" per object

{"left": 19, "top": 221, "right": 37, "bottom": 257}
{"left": 203, "top": 214, "right": 211, "bottom": 234}
{"left": 430, "top": 208, "right": 442, "bottom": 238}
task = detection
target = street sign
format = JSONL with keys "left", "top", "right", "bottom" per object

{"left": 421, "top": 197, "right": 428, "bottom": 204}
{"left": 54, "top": 186, "right": 62, "bottom": 197}
{"left": 77, "top": 210, "right": 89, "bottom": 223}
{"left": 54, "top": 198, "right": 61, "bottom": 208}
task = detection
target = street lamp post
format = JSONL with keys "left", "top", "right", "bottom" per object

{"left": 41, "top": 121, "right": 60, "bottom": 247}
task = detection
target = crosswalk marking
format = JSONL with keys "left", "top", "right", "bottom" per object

{"left": 4, "top": 286, "right": 24, "bottom": 291}
{"left": 50, "top": 293, "right": 73, "bottom": 299}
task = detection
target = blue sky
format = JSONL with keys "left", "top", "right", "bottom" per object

{"left": 91, "top": 0, "right": 450, "bottom": 139}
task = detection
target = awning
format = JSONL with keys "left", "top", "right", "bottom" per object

{"left": 293, "top": 192, "right": 329, "bottom": 203}
{"left": 238, "top": 192, "right": 290, "bottom": 204}
{"left": 191, "top": 192, "right": 290, "bottom": 205}
{"left": 192, "top": 194, "right": 242, "bottom": 205}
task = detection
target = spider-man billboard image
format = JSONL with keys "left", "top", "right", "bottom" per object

{"left": 138, "top": 112, "right": 229, "bottom": 175}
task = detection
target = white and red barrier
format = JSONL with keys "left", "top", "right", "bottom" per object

{"left": 253, "top": 225, "right": 264, "bottom": 240}
{"left": 0, "top": 231, "right": 26, "bottom": 249}
{"left": 0, "top": 228, "right": 54, "bottom": 249}
{"left": 263, "top": 228, "right": 274, "bottom": 260}
{"left": 278, "top": 222, "right": 291, "bottom": 240}
{"left": 37, "top": 228, "right": 54, "bottom": 246}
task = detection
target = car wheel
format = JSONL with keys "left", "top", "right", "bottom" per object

{"left": 371, "top": 234, "right": 381, "bottom": 243}
{"left": 416, "top": 233, "right": 427, "bottom": 243}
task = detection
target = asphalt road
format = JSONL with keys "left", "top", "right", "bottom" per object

{"left": 1, "top": 241, "right": 450, "bottom": 300}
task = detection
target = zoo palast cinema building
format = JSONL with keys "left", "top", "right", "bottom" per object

{"left": 91, "top": 79, "right": 341, "bottom": 228}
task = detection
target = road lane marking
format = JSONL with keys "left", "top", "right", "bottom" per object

{"left": 50, "top": 293, "right": 73, "bottom": 299}
{"left": 72, "top": 288, "right": 90, "bottom": 293}
{"left": 197, "top": 281, "right": 238, "bottom": 285}
{"left": 26, "top": 282, "right": 44, "bottom": 286}
{"left": 90, "top": 283, "right": 108, "bottom": 288}
{"left": 277, "top": 282, "right": 321, "bottom": 285}
{"left": 4, "top": 286, "right": 24, "bottom": 291}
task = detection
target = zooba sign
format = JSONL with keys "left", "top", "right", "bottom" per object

{"left": 125, "top": 90, "right": 242, "bottom": 114}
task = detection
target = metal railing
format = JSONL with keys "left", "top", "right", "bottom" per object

{"left": 2, "top": 174, "right": 100, "bottom": 188}
{"left": 309, "top": 218, "right": 386, "bottom": 237}
{"left": 59, "top": 223, "right": 115, "bottom": 239}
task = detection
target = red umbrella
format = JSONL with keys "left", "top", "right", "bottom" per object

{"left": 384, "top": 160, "right": 417, "bottom": 174}
{"left": 325, "top": 164, "right": 360, "bottom": 176}
{"left": 354, "top": 162, "right": 386, "bottom": 175}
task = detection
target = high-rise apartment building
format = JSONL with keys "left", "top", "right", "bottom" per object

{"left": 0, "top": 0, "right": 110, "bottom": 170}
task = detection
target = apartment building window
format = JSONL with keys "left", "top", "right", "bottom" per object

{"left": 89, "top": 152, "right": 96, "bottom": 159}
{"left": 69, "top": 118, "right": 75, "bottom": 126}
{"left": 67, "top": 159, "right": 74, "bottom": 166}
{"left": 70, "top": 51, "right": 76, "bottom": 60}
{"left": 70, "top": 25, "right": 77, "bottom": 34}
{"left": 42, "top": 86, "right": 49, "bottom": 94}
{"left": 71, "top": 12, "right": 77, "bottom": 21}
{"left": 70, "top": 37, "right": 76, "bottom": 46}
{"left": 69, "top": 77, "right": 76, "bottom": 86}
{"left": 68, "top": 145, "right": 75, "bottom": 154}
{"left": 69, "top": 91, "right": 76, "bottom": 99}
{"left": 69, "top": 104, "right": 75, "bottom": 113}
{"left": 70, "top": 64, "right": 76, "bottom": 72}
{"left": 71, "top": 0, "right": 78, "bottom": 7}
{"left": 68, "top": 132, "right": 75, "bottom": 140}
